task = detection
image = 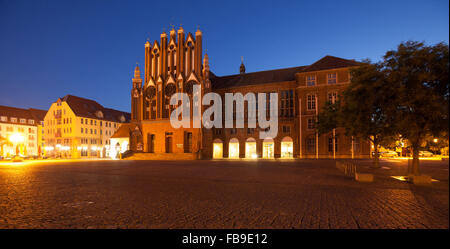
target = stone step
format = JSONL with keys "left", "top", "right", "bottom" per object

{"left": 124, "top": 153, "right": 197, "bottom": 160}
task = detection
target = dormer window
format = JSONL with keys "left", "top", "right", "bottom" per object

{"left": 306, "top": 75, "right": 316, "bottom": 86}
{"left": 11, "top": 117, "right": 17, "bottom": 123}
{"left": 28, "top": 119, "right": 35, "bottom": 125}
{"left": 20, "top": 118, "right": 26, "bottom": 124}
{"left": 96, "top": 110, "right": 104, "bottom": 119}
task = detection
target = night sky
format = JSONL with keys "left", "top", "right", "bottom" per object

{"left": 0, "top": 0, "right": 448, "bottom": 112}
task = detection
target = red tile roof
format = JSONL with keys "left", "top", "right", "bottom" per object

{"left": 301, "top": 55, "right": 361, "bottom": 72}
{"left": 0, "top": 105, "right": 47, "bottom": 125}
{"left": 211, "top": 55, "right": 361, "bottom": 89}
{"left": 60, "top": 95, "right": 131, "bottom": 123}
{"left": 111, "top": 123, "right": 137, "bottom": 138}
{"left": 211, "top": 66, "right": 306, "bottom": 89}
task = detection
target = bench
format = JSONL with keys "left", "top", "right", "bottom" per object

{"left": 336, "top": 160, "right": 374, "bottom": 182}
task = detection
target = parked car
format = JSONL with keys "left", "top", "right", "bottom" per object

{"left": 371, "top": 151, "right": 398, "bottom": 157}
{"left": 379, "top": 151, "right": 398, "bottom": 157}
{"left": 419, "top": 151, "right": 434, "bottom": 157}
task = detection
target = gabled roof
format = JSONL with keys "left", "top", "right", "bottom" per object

{"left": 211, "top": 55, "right": 361, "bottom": 90}
{"left": 60, "top": 95, "right": 131, "bottom": 123}
{"left": 111, "top": 123, "right": 137, "bottom": 138}
{"left": 301, "top": 55, "right": 361, "bottom": 72}
{"left": 211, "top": 66, "right": 306, "bottom": 89}
{"left": 28, "top": 108, "right": 48, "bottom": 121}
{"left": 0, "top": 105, "right": 47, "bottom": 125}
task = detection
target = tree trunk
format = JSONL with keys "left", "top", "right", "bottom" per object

{"left": 372, "top": 143, "right": 380, "bottom": 168}
{"left": 410, "top": 145, "right": 420, "bottom": 176}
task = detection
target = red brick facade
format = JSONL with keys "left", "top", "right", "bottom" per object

{"left": 129, "top": 28, "right": 371, "bottom": 159}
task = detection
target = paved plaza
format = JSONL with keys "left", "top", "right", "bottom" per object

{"left": 0, "top": 159, "right": 448, "bottom": 229}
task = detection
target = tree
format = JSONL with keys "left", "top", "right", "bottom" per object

{"left": 383, "top": 41, "right": 449, "bottom": 175}
{"left": 316, "top": 61, "right": 397, "bottom": 168}
{"left": 0, "top": 136, "right": 11, "bottom": 158}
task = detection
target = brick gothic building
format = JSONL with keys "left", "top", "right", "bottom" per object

{"left": 125, "top": 27, "right": 371, "bottom": 159}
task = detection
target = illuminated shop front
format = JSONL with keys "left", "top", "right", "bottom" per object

{"left": 281, "top": 136, "right": 294, "bottom": 158}
{"left": 245, "top": 137, "right": 257, "bottom": 159}
{"left": 262, "top": 138, "right": 274, "bottom": 159}
{"left": 213, "top": 139, "right": 223, "bottom": 159}
{"left": 228, "top": 138, "right": 240, "bottom": 159}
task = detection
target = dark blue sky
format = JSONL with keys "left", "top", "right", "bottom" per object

{"left": 0, "top": 0, "right": 448, "bottom": 112}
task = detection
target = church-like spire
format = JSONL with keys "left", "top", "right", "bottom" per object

{"left": 240, "top": 56, "right": 245, "bottom": 74}
{"left": 134, "top": 63, "right": 141, "bottom": 79}
{"left": 203, "top": 52, "right": 209, "bottom": 73}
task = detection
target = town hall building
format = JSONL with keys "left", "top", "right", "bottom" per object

{"left": 117, "top": 27, "right": 371, "bottom": 159}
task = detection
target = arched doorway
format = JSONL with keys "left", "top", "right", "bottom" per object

{"left": 262, "top": 138, "right": 274, "bottom": 159}
{"left": 228, "top": 138, "right": 239, "bottom": 159}
{"left": 213, "top": 139, "right": 223, "bottom": 159}
{"left": 245, "top": 137, "right": 257, "bottom": 159}
{"left": 281, "top": 136, "right": 294, "bottom": 158}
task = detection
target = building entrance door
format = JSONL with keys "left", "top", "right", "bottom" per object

{"left": 263, "top": 138, "right": 274, "bottom": 159}
{"left": 165, "top": 135, "right": 172, "bottom": 153}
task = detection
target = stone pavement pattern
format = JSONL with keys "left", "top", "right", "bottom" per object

{"left": 0, "top": 159, "right": 448, "bottom": 228}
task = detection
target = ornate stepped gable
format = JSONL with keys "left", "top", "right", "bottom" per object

{"left": 131, "top": 27, "right": 208, "bottom": 122}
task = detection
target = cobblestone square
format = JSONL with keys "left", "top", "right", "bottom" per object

{"left": 0, "top": 159, "right": 448, "bottom": 229}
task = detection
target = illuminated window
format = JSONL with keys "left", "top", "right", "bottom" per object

{"left": 0, "top": 116, "right": 7, "bottom": 122}
{"left": 262, "top": 138, "right": 274, "bottom": 159}
{"left": 281, "top": 137, "right": 293, "bottom": 158}
{"left": 212, "top": 139, "right": 223, "bottom": 159}
{"left": 228, "top": 138, "right": 239, "bottom": 159}
{"left": 245, "top": 138, "right": 257, "bottom": 159}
